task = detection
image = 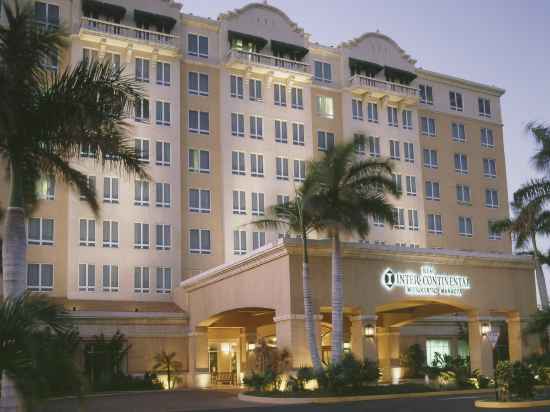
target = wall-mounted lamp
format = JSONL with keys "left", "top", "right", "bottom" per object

{"left": 364, "top": 324, "right": 375, "bottom": 339}
{"left": 481, "top": 323, "right": 491, "bottom": 336}
{"left": 343, "top": 342, "right": 351, "bottom": 350}
{"left": 247, "top": 343, "right": 256, "bottom": 352}
{"left": 221, "top": 343, "right": 232, "bottom": 353}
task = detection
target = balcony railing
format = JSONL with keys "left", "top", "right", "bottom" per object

{"left": 350, "top": 74, "right": 418, "bottom": 98}
{"left": 226, "top": 48, "right": 310, "bottom": 74}
{"left": 80, "top": 17, "right": 178, "bottom": 48}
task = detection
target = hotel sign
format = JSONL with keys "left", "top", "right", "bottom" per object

{"left": 381, "top": 265, "right": 471, "bottom": 297}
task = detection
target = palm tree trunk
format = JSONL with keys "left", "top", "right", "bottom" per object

{"left": 330, "top": 232, "right": 344, "bottom": 364}
{"left": 301, "top": 234, "right": 323, "bottom": 371}
{"left": 532, "top": 234, "right": 549, "bottom": 308}
{"left": 1, "top": 165, "right": 27, "bottom": 412}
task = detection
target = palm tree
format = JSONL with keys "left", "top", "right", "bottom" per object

{"left": 525, "top": 307, "right": 550, "bottom": 353}
{"left": 492, "top": 199, "right": 550, "bottom": 308}
{"left": 250, "top": 184, "right": 323, "bottom": 371}
{"left": 153, "top": 351, "right": 183, "bottom": 390}
{"left": 306, "top": 137, "right": 399, "bottom": 364}
{"left": 1, "top": 2, "right": 146, "bottom": 409}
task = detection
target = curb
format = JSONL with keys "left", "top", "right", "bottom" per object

{"left": 238, "top": 388, "right": 495, "bottom": 405}
{"left": 475, "top": 399, "right": 550, "bottom": 409}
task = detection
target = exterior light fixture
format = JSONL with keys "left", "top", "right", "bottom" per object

{"left": 247, "top": 343, "right": 256, "bottom": 351}
{"left": 221, "top": 343, "right": 231, "bottom": 353}
{"left": 343, "top": 342, "right": 351, "bottom": 350}
{"left": 481, "top": 323, "right": 491, "bottom": 336}
{"left": 364, "top": 324, "right": 375, "bottom": 338}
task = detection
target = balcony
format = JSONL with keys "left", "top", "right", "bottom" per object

{"left": 349, "top": 74, "right": 418, "bottom": 106}
{"left": 79, "top": 17, "right": 179, "bottom": 56}
{"left": 225, "top": 49, "right": 312, "bottom": 83}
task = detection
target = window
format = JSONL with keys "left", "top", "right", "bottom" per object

{"left": 135, "top": 58, "right": 150, "bottom": 82}
{"left": 135, "top": 97, "right": 150, "bottom": 123}
{"left": 485, "top": 189, "right": 499, "bottom": 208}
{"left": 188, "top": 71, "right": 208, "bottom": 96}
{"left": 456, "top": 184, "right": 471, "bottom": 204}
{"left": 189, "top": 188, "right": 211, "bottom": 213}
{"left": 80, "top": 176, "right": 96, "bottom": 200}
{"left": 277, "top": 194, "right": 290, "bottom": 205}
{"left": 458, "top": 216, "right": 473, "bottom": 237}
{"left": 80, "top": 143, "right": 97, "bottom": 159}
{"left": 318, "top": 131, "right": 335, "bottom": 152}
{"left": 452, "top": 123, "right": 466, "bottom": 143}
{"left": 352, "top": 99, "right": 363, "bottom": 120}
{"left": 135, "top": 138, "right": 150, "bottom": 163}
{"left": 373, "top": 215, "right": 384, "bottom": 227}
{"left": 233, "top": 230, "right": 247, "bottom": 255}
{"left": 392, "top": 208, "right": 405, "bottom": 230}
{"left": 406, "top": 176, "right": 417, "bottom": 196}
{"left": 156, "top": 141, "right": 171, "bottom": 166}
{"left": 426, "top": 340, "right": 450, "bottom": 366}
{"left": 427, "top": 214, "right": 443, "bottom": 234}
{"left": 155, "top": 101, "right": 170, "bottom": 126}
{"left": 293, "top": 159, "right": 306, "bottom": 182}
{"left": 389, "top": 140, "right": 400, "bottom": 160}
{"left": 156, "top": 267, "right": 171, "bottom": 294}
{"left": 102, "top": 221, "right": 118, "bottom": 248}
{"left": 483, "top": 158, "right": 497, "bottom": 178}
{"left": 392, "top": 174, "right": 402, "bottom": 194}
{"left": 105, "top": 52, "right": 120, "bottom": 70}
{"left": 189, "top": 149, "right": 210, "bottom": 173}
{"left": 102, "top": 265, "right": 119, "bottom": 292}
{"left": 314, "top": 61, "right": 332, "bottom": 82}
{"left": 28, "top": 218, "right": 54, "bottom": 245}
{"left": 404, "top": 142, "right": 415, "bottom": 163}
{"left": 27, "top": 263, "right": 53, "bottom": 292}
{"left": 402, "top": 110, "right": 413, "bottom": 130}
{"left": 134, "top": 267, "right": 150, "bottom": 293}
{"left": 291, "top": 87, "right": 303, "bottom": 109}
{"left": 478, "top": 97, "right": 491, "bottom": 118}
{"left": 408, "top": 209, "right": 419, "bottom": 231}
{"left": 421, "top": 117, "right": 436, "bottom": 136}
{"left": 367, "top": 102, "right": 378, "bottom": 123}
{"left": 423, "top": 149, "right": 438, "bottom": 168}
{"left": 230, "top": 75, "right": 244, "bottom": 99}
{"left": 231, "top": 113, "right": 245, "bottom": 137}
{"left": 79, "top": 219, "right": 96, "bottom": 246}
{"left": 134, "top": 223, "right": 149, "bottom": 249}
{"left": 78, "top": 264, "right": 95, "bottom": 292}
{"left": 251, "top": 192, "right": 265, "bottom": 216}
{"left": 251, "top": 153, "right": 264, "bottom": 177}
{"left": 250, "top": 116, "right": 263, "bottom": 139}
{"left": 316, "top": 95, "right": 334, "bottom": 119}
{"left": 276, "top": 157, "right": 289, "bottom": 180}
{"left": 274, "top": 84, "right": 287, "bottom": 106}
{"left": 449, "top": 91, "right": 463, "bottom": 111}
{"left": 189, "top": 229, "right": 211, "bottom": 254}
{"left": 156, "top": 61, "right": 170, "bottom": 86}
{"left": 36, "top": 175, "right": 55, "bottom": 200}
{"left": 134, "top": 180, "right": 149, "bottom": 206}
{"left": 354, "top": 134, "right": 366, "bottom": 155}
{"left": 232, "top": 190, "right": 246, "bottom": 215}
{"left": 83, "top": 48, "right": 98, "bottom": 62}
{"left": 419, "top": 84, "right": 433, "bottom": 105}
{"left": 232, "top": 151, "right": 246, "bottom": 175}
{"left": 249, "top": 79, "right": 262, "bottom": 101}
{"left": 252, "top": 231, "right": 266, "bottom": 250}
{"left": 488, "top": 221, "right": 502, "bottom": 240}
{"left": 188, "top": 110, "right": 209, "bottom": 134}
{"left": 387, "top": 107, "right": 398, "bottom": 127}
{"left": 275, "top": 120, "right": 288, "bottom": 143}
{"left": 156, "top": 224, "right": 171, "bottom": 250}
{"left": 35, "top": 2, "right": 59, "bottom": 30}
{"left": 188, "top": 33, "right": 208, "bottom": 58}
{"left": 454, "top": 153, "right": 468, "bottom": 175}
{"left": 368, "top": 136, "right": 380, "bottom": 157}
{"left": 481, "top": 128, "right": 495, "bottom": 148}
{"left": 155, "top": 183, "right": 171, "bottom": 208}
{"left": 425, "top": 181, "right": 440, "bottom": 201}
{"left": 292, "top": 122, "right": 305, "bottom": 146}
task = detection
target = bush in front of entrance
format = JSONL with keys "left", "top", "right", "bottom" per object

{"left": 243, "top": 370, "right": 278, "bottom": 392}
{"left": 425, "top": 353, "right": 474, "bottom": 389}
{"left": 400, "top": 344, "right": 426, "bottom": 378}
{"left": 526, "top": 353, "right": 550, "bottom": 385}
{"left": 286, "top": 366, "right": 316, "bottom": 392}
{"left": 315, "top": 354, "right": 381, "bottom": 394}
{"left": 495, "top": 360, "right": 537, "bottom": 401}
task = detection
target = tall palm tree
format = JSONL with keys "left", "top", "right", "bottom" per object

{"left": 250, "top": 184, "right": 323, "bottom": 371}
{"left": 306, "top": 137, "right": 399, "bottom": 364}
{"left": 525, "top": 307, "right": 550, "bottom": 353}
{"left": 492, "top": 199, "right": 550, "bottom": 308}
{"left": 1, "top": 2, "right": 145, "bottom": 409}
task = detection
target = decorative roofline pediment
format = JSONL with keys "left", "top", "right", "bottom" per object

{"left": 340, "top": 31, "right": 417, "bottom": 65}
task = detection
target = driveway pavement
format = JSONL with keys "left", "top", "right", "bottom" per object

{"left": 40, "top": 390, "right": 550, "bottom": 412}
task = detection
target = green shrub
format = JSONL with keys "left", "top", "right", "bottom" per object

{"left": 427, "top": 353, "right": 472, "bottom": 388}
{"left": 401, "top": 344, "right": 426, "bottom": 378}
{"left": 315, "top": 354, "right": 380, "bottom": 394}
{"left": 287, "top": 366, "right": 316, "bottom": 392}
{"left": 243, "top": 370, "right": 278, "bottom": 392}
{"left": 495, "top": 361, "right": 536, "bottom": 401}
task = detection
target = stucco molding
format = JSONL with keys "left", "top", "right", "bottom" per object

{"left": 182, "top": 13, "right": 220, "bottom": 30}
{"left": 67, "top": 311, "right": 187, "bottom": 320}
{"left": 417, "top": 68, "right": 505, "bottom": 97}
{"left": 351, "top": 315, "right": 378, "bottom": 322}
{"left": 339, "top": 31, "right": 417, "bottom": 65}
{"left": 273, "top": 314, "right": 323, "bottom": 322}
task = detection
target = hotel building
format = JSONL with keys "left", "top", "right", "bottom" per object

{"left": 0, "top": 1, "right": 539, "bottom": 386}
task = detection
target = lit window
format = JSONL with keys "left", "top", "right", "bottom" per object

{"left": 316, "top": 95, "right": 334, "bottom": 119}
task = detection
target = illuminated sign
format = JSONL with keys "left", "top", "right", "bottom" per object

{"left": 381, "top": 265, "right": 471, "bottom": 297}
